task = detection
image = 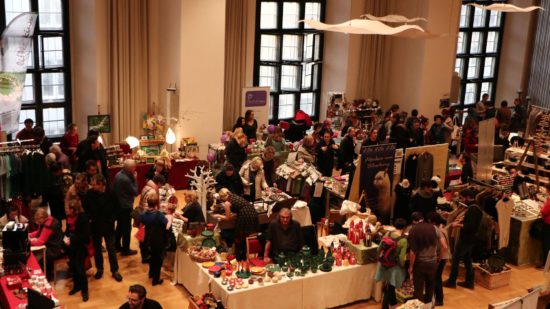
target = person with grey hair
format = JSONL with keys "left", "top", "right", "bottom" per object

{"left": 113, "top": 159, "right": 138, "bottom": 256}
{"left": 263, "top": 207, "right": 303, "bottom": 262}
{"left": 50, "top": 144, "right": 71, "bottom": 169}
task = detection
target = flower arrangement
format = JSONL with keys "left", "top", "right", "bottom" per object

{"left": 142, "top": 113, "right": 166, "bottom": 136}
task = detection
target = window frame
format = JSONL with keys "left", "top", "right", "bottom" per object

{"left": 253, "top": 0, "right": 325, "bottom": 122}
{"left": 455, "top": 0, "right": 505, "bottom": 107}
{"left": 0, "top": 0, "right": 72, "bottom": 138}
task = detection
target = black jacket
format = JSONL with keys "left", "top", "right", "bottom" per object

{"left": 83, "top": 188, "right": 119, "bottom": 233}
{"left": 76, "top": 139, "right": 108, "bottom": 179}
{"left": 409, "top": 191, "right": 437, "bottom": 219}
{"left": 225, "top": 139, "right": 247, "bottom": 170}
{"left": 215, "top": 169, "right": 244, "bottom": 195}
{"left": 316, "top": 139, "right": 336, "bottom": 177}
{"left": 67, "top": 213, "right": 91, "bottom": 252}
{"left": 390, "top": 124, "right": 410, "bottom": 149}
{"left": 338, "top": 135, "right": 356, "bottom": 170}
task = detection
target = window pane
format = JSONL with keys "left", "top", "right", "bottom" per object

{"left": 303, "top": 34, "right": 314, "bottom": 60}
{"left": 457, "top": 32, "right": 467, "bottom": 54}
{"left": 489, "top": 10, "right": 502, "bottom": 27}
{"left": 27, "top": 41, "right": 34, "bottom": 68}
{"left": 481, "top": 82, "right": 492, "bottom": 99}
{"left": 302, "top": 63, "right": 313, "bottom": 89}
{"left": 43, "top": 107, "right": 65, "bottom": 136}
{"left": 465, "top": 83, "right": 478, "bottom": 105}
{"left": 260, "top": 2, "right": 277, "bottom": 29}
{"left": 483, "top": 57, "right": 495, "bottom": 78}
{"left": 22, "top": 74, "right": 34, "bottom": 103}
{"left": 455, "top": 58, "right": 463, "bottom": 75}
{"left": 280, "top": 65, "right": 299, "bottom": 90}
{"left": 467, "top": 58, "right": 479, "bottom": 79}
{"left": 300, "top": 92, "right": 314, "bottom": 116}
{"left": 5, "top": 0, "right": 31, "bottom": 25}
{"left": 470, "top": 32, "right": 483, "bottom": 53}
{"left": 260, "top": 35, "right": 279, "bottom": 61}
{"left": 278, "top": 94, "right": 295, "bottom": 119}
{"left": 282, "top": 35, "right": 301, "bottom": 61}
{"left": 269, "top": 95, "right": 274, "bottom": 120}
{"left": 18, "top": 109, "right": 35, "bottom": 132}
{"left": 259, "top": 65, "right": 278, "bottom": 91}
{"left": 314, "top": 34, "right": 321, "bottom": 60}
{"left": 41, "top": 36, "right": 64, "bottom": 68}
{"left": 312, "top": 64, "right": 319, "bottom": 90}
{"left": 472, "top": 7, "right": 486, "bottom": 28}
{"left": 459, "top": 5, "right": 469, "bottom": 27}
{"left": 304, "top": 3, "right": 321, "bottom": 29}
{"left": 41, "top": 72, "right": 65, "bottom": 102}
{"left": 39, "top": 0, "right": 63, "bottom": 30}
{"left": 486, "top": 31, "right": 499, "bottom": 53}
{"left": 282, "top": 2, "right": 299, "bottom": 29}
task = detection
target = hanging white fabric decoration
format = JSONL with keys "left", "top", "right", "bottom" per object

{"left": 467, "top": 3, "right": 544, "bottom": 13}
{"left": 361, "top": 14, "right": 428, "bottom": 23}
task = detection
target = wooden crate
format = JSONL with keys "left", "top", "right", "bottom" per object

{"left": 474, "top": 265, "right": 511, "bottom": 290}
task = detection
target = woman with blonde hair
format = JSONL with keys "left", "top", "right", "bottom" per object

{"left": 240, "top": 157, "right": 269, "bottom": 201}
{"left": 174, "top": 190, "right": 205, "bottom": 224}
{"left": 297, "top": 135, "right": 316, "bottom": 164}
{"left": 30, "top": 208, "right": 64, "bottom": 279}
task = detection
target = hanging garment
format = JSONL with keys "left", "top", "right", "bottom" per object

{"left": 394, "top": 183, "right": 412, "bottom": 222}
{"left": 416, "top": 152, "right": 434, "bottom": 186}
{"left": 496, "top": 198, "right": 514, "bottom": 249}
{"left": 405, "top": 154, "right": 418, "bottom": 188}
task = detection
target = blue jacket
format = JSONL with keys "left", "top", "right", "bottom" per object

{"left": 113, "top": 170, "right": 138, "bottom": 209}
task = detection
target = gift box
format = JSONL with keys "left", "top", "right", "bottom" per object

{"left": 345, "top": 240, "right": 378, "bottom": 265}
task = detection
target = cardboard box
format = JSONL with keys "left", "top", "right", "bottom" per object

{"left": 345, "top": 240, "right": 378, "bottom": 265}
{"left": 474, "top": 265, "right": 511, "bottom": 290}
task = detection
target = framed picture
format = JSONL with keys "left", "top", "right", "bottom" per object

{"left": 88, "top": 115, "right": 111, "bottom": 133}
{"left": 145, "top": 157, "right": 156, "bottom": 164}
{"left": 141, "top": 145, "right": 161, "bottom": 156}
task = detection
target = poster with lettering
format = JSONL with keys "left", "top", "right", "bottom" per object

{"left": 242, "top": 87, "right": 270, "bottom": 130}
{"left": 0, "top": 13, "right": 37, "bottom": 134}
{"left": 359, "top": 143, "right": 396, "bottom": 224}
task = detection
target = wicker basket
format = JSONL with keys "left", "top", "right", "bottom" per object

{"left": 188, "top": 254, "right": 215, "bottom": 263}
{"left": 474, "top": 265, "right": 511, "bottom": 290}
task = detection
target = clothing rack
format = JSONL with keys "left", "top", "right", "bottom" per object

{"left": 0, "top": 139, "right": 34, "bottom": 146}
{"left": 468, "top": 177, "right": 506, "bottom": 191}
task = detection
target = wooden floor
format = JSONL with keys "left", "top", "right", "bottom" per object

{"left": 53, "top": 231, "right": 546, "bottom": 309}
{"left": 54, "top": 191, "right": 546, "bottom": 308}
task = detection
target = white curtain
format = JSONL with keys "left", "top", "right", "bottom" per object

{"left": 223, "top": 0, "right": 251, "bottom": 131}
{"left": 107, "top": 0, "right": 150, "bottom": 142}
{"left": 355, "top": 0, "right": 393, "bottom": 100}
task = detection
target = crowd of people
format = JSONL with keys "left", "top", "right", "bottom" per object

{"left": 0, "top": 94, "right": 537, "bottom": 308}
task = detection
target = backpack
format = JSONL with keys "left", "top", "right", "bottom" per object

{"left": 378, "top": 232, "right": 405, "bottom": 267}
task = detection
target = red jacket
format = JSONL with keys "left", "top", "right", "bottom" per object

{"left": 541, "top": 198, "right": 550, "bottom": 224}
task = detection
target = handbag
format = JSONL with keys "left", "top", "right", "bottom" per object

{"left": 451, "top": 117, "right": 461, "bottom": 140}
{"left": 135, "top": 224, "right": 146, "bottom": 242}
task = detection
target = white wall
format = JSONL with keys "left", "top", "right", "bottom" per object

{"left": 179, "top": 0, "right": 225, "bottom": 157}
{"left": 495, "top": 0, "right": 536, "bottom": 104}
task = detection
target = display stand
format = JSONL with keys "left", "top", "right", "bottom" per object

{"left": 516, "top": 138, "right": 541, "bottom": 191}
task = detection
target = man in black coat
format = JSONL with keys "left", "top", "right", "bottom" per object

{"left": 444, "top": 189, "right": 482, "bottom": 289}
{"left": 84, "top": 174, "right": 123, "bottom": 282}
{"left": 338, "top": 127, "right": 357, "bottom": 175}
{"left": 76, "top": 131, "right": 108, "bottom": 180}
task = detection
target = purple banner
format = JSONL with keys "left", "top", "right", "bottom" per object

{"left": 245, "top": 90, "right": 267, "bottom": 107}
{"left": 359, "top": 143, "right": 396, "bottom": 224}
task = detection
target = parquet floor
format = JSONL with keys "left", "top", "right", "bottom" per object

{"left": 52, "top": 191, "right": 546, "bottom": 308}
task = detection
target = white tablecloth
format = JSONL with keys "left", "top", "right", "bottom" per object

{"left": 175, "top": 251, "right": 382, "bottom": 308}
{"left": 173, "top": 250, "right": 211, "bottom": 294}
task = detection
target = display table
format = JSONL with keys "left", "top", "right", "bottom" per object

{"left": 0, "top": 254, "right": 59, "bottom": 308}
{"left": 175, "top": 252, "right": 381, "bottom": 309}
{"left": 108, "top": 159, "right": 199, "bottom": 191}
{"left": 506, "top": 216, "right": 542, "bottom": 266}
{"left": 207, "top": 204, "right": 312, "bottom": 230}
